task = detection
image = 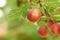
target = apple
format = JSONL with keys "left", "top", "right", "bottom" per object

{"left": 50, "top": 23, "right": 60, "bottom": 35}
{"left": 27, "top": 9, "right": 42, "bottom": 22}
{"left": 37, "top": 26, "right": 48, "bottom": 38}
{"left": 47, "top": 19, "right": 54, "bottom": 28}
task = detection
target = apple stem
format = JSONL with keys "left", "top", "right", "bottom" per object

{"left": 37, "top": 0, "right": 56, "bottom": 24}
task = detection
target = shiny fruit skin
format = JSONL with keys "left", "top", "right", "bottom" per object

{"left": 27, "top": 9, "right": 42, "bottom": 22}
{"left": 37, "top": 26, "right": 48, "bottom": 38}
{"left": 51, "top": 23, "right": 60, "bottom": 35}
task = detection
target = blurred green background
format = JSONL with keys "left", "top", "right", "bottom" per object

{"left": 0, "top": 0, "right": 60, "bottom": 40}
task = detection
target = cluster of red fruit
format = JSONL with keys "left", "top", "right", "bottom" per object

{"left": 27, "top": 9, "right": 60, "bottom": 38}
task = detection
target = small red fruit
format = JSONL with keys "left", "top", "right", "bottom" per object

{"left": 51, "top": 23, "right": 60, "bottom": 35}
{"left": 37, "top": 26, "right": 48, "bottom": 38}
{"left": 27, "top": 9, "right": 42, "bottom": 22}
{"left": 47, "top": 19, "right": 54, "bottom": 28}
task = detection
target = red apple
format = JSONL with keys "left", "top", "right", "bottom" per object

{"left": 27, "top": 9, "right": 42, "bottom": 22}
{"left": 47, "top": 19, "right": 54, "bottom": 28}
{"left": 37, "top": 26, "right": 48, "bottom": 38}
{"left": 50, "top": 23, "right": 60, "bottom": 35}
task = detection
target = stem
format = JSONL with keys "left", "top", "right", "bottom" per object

{"left": 37, "top": 0, "right": 56, "bottom": 23}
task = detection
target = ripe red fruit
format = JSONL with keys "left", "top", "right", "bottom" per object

{"left": 51, "top": 23, "right": 60, "bottom": 35}
{"left": 27, "top": 9, "right": 42, "bottom": 22}
{"left": 37, "top": 26, "right": 48, "bottom": 38}
{"left": 47, "top": 19, "right": 54, "bottom": 28}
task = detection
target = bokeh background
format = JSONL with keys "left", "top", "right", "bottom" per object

{"left": 0, "top": 0, "right": 60, "bottom": 40}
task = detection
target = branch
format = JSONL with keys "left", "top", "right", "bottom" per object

{"left": 37, "top": 0, "right": 56, "bottom": 23}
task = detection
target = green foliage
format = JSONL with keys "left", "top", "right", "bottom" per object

{"left": 0, "top": 0, "right": 60, "bottom": 40}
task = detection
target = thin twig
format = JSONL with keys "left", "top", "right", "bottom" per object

{"left": 37, "top": 0, "right": 56, "bottom": 23}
